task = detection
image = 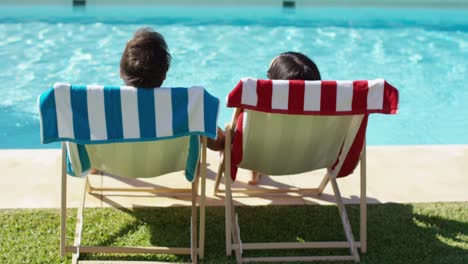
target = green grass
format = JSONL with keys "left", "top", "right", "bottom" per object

{"left": 1, "top": 203, "right": 467, "bottom": 263}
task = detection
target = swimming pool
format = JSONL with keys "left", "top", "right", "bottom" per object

{"left": 0, "top": 5, "right": 467, "bottom": 148}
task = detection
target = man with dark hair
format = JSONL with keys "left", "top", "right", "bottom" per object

{"left": 120, "top": 27, "right": 171, "bottom": 88}
{"left": 118, "top": 27, "right": 224, "bottom": 151}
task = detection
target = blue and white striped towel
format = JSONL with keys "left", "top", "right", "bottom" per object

{"left": 38, "top": 83, "right": 220, "bottom": 181}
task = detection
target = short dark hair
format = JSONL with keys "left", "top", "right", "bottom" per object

{"left": 267, "top": 52, "right": 321, "bottom": 81}
{"left": 120, "top": 27, "right": 171, "bottom": 88}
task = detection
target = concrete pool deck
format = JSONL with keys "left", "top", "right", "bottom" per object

{"left": 0, "top": 145, "right": 467, "bottom": 209}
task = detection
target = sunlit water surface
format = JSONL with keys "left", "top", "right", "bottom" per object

{"left": 0, "top": 6, "right": 467, "bottom": 148}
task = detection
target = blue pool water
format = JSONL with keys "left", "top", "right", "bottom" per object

{"left": 0, "top": 6, "right": 467, "bottom": 148}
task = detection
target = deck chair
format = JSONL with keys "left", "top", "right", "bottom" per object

{"left": 38, "top": 83, "right": 219, "bottom": 264}
{"left": 214, "top": 78, "right": 399, "bottom": 263}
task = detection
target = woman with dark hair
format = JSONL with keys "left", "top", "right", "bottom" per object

{"left": 267, "top": 51, "right": 321, "bottom": 81}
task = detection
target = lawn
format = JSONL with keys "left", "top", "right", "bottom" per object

{"left": 0, "top": 203, "right": 467, "bottom": 263}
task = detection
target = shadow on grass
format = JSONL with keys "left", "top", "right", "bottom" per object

{"left": 75, "top": 203, "right": 467, "bottom": 264}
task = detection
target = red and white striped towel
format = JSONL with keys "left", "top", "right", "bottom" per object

{"left": 227, "top": 78, "right": 398, "bottom": 115}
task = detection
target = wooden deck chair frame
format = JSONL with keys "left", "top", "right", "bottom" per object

{"left": 59, "top": 137, "right": 208, "bottom": 264}
{"left": 214, "top": 109, "right": 366, "bottom": 263}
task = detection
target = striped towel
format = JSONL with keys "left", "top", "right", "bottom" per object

{"left": 228, "top": 78, "right": 399, "bottom": 180}
{"left": 228, "top": 78, "right": 398, "bottom": 115}
{"left": 39, "top": 83, "right": 219, "bottom": 144}
{"left": 38, "top": 83, "right": 220, "bottom": 180}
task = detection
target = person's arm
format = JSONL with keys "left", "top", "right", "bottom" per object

{"left": 206, "top": 127, "right": 225, "bottom": 151}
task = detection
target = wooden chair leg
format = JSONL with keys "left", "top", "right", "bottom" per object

{"left": 85, "top": 175, "right": 92, "bottom": 193}
{"left": 199, "top": 137, "right": 207, "bottom": 259}
{"left": 60, "top": 143, "right": 67, "bottom": 258}
{"left": 216, "top": 107, "right": 241, "bottom": 197}
{"left": 191, "top": 180, "right": 198, "bottom": 264}
{"left": 213, "top": 156, "right": 224, "bottom": 196}
{"left": 329, "top": 176, "right": 360, "bottom": 262}
{"left": 360, "top": 140, "right": 367, "bottom": 254}
{"left": 317, "top": 173, "right": 330, "bottom": 195}
{"left": 231, "top": 200, "right": 243, "bottom": 263}
{"left": 224, "top": 125, "right": 233, "bottom": 256}
{"left": 71, "top": 177, "right": 89, "bottom": 264}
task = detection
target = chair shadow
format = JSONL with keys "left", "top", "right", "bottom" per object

{"left": 89, "top": 166, "right": 382, "bottom": 215}
{"left": 359, "top": 203, "right": 468, "bottom": 264}
{"left": 91, "top": 161, "right": 378, "bottom": 207}
{"left": 88, "top": 168, "right": 224, "bottom": 206}
{"left": 78, "top": 203, "right": 468, "bottom": 263}
{"left": 210, "top": 170, "right": 382, "bottom": 205}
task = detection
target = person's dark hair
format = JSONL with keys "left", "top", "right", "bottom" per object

{"left": 267, "top": 51, "right": 321, "bottom": 80}
{"left": 120, "top": 27, "right": 171, "bottom": 88}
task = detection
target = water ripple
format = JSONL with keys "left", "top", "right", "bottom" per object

{"left": 0, "top": 8, "right": 467, "bottom": 147}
